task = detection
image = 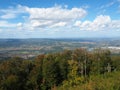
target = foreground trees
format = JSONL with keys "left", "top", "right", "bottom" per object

{"left": 0, "top": 48, "right": 120, "bottom": 90}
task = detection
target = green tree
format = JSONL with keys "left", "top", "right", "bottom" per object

{"left": 42, "top": 55, "right": 61, "bottom": 89}
{"left": 26, "top": 54, "right": 44, "bottom": 90}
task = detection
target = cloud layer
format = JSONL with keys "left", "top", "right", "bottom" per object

{"left": 74, "top": 15, "right": 120, "bottom": 31}
{"left": 0, "top": 5, "right": 120, "bottom": 33}
{"left": 25, "top": 5, "right": 87, "bottom": 28}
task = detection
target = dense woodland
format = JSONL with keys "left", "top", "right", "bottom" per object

{"left": 0, "top": 48, "right": 120, "bottom": 90}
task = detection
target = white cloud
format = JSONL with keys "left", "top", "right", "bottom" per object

{"left": 25, "top": 5, "right": 87, "bottom": 28}
{"left": 16, "top": 22, "right": 24, "bottom": 30}
{"left": 0, "top": 21, "right": 16, "bottom": 27}
{"left": 0, "top": 5, "right": 27, "bottom": 19}
{"left": 0, "top": 4, "right": 87, "bottom": 31}
{"left": 0, "top": 5, "right": 120, "bottom": 33}
{"left": 100, "top": 1, "right": 115, "bottom": 9}
{"left": 26, "top": 6, "right": 86, "bottom": 20}
{"left": 50, "top": 22, "right": 67, "bottom": 28}
{"left": 74, "top": 15, "right": 120, "bottom": 31}
{"left": 17, "top": 22, "right": 23, "bottom": 27}
{"left": 98, "top": 1, "right": 117, "bottom": 14}
{"left": 0, "top": 29, "right": 2, "bottom": 32}
{"left": 1, "top": 13, "right": 16, "bottom": 19}
{"left": 0, "top": 5, "right": 87, "bottom": 30}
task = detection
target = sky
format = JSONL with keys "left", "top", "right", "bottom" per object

{"left": 0, "top": 0, "right": 120, "bottom": 38}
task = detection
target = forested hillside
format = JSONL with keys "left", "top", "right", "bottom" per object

{"left": 0, "top": 48, "right": 120, "bottom": 90}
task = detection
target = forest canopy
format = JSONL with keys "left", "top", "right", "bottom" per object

{"left": 0, "top": 48, "right": 120, "bottom": 90}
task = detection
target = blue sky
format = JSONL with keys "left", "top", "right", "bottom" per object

{"left": 0, "top": 0, "right": 120, "bottom": 38}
